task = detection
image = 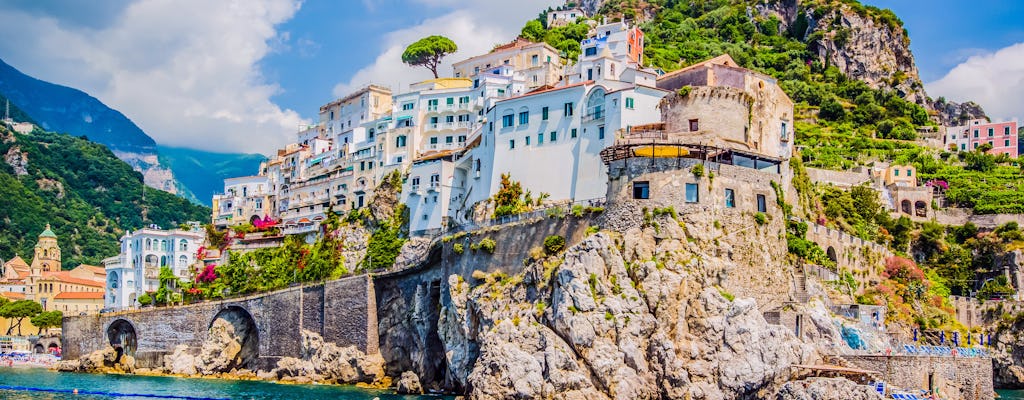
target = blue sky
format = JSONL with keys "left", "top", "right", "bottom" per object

{"left": 0, "top": 0, "right": 1020, "bottom": 154}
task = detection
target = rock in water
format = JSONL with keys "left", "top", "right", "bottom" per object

{"left": 774, "top": 378, "right": 883, "bottom": 400}
{"left": 271, "top": 330, "right": 385, "bottom": 384}
{"left": 197, "top": 318, "right": 243, "bottom": 374}
{"left": 164, "top": 345, "right": 198, "bottom": 375}
{"left": 396, "top": 371, "right": 424, "bottom": 394}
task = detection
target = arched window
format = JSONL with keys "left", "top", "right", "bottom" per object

{"left": 145, "top": 239, "right": 151, "bottom": 250}
{"left": 178, "top": 255, "right": 188, "bottom": 267}
{"left": 179, "top": 239, "right": 188, "bottom": 251}
{"left": 160, "top": 256, "right": 167, "bottom": 267}
{"left": 161, "top": 240, "right": 168, "bottom": 251}
{"left": 586, "top": 87, "right": 606, "bottom": 119}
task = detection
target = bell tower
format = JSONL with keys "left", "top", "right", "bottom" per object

{"left": 31, "top": 223, "right": 61, "bottom": 274}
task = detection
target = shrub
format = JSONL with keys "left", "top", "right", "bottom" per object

{"left": 691, "top": 164, "right": 704, "bottom": 178}
{"left": 754, "top": 212, "right": 768, "bottom": 225}
{"left": 676, "top": 85, "right": 692, "bottom": 97}
{"left": 544, "top": 235, "right": 566, "bottom": 254}
{"left": 479, "top": 238, "right": 497, "bottom": 254}
{"left": 718, "top": 288, "right": 735, "bottom": 302}
{"left": 137, "top": 293, "right": 153, "bottom": 306}
{"left": 453, "top": 243, "right": 464, "bottom": 254}
{"left": 585, "top": 225, "right": 600, "bottom": 235}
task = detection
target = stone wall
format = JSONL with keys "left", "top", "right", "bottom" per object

{"left": 602, "top": 156, "right": 796, "bottom": 309}
{"left": 803, "top": 221, "right": 891, "bottom": 291}
{"left": 805, "top": 167, "right": 873, "bottom": 188}
{"left": 62, "top": 274, "right": 377, "bottom": 370}
{"left": 843, "top": 355, "right": 993, "bottom": 400}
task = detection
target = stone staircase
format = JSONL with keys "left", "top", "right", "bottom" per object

{"left": 793, "top": 268, "right": 810, "bottom": 303}
{"left": 823, "top": 354, "right": 884, "bottom": 382}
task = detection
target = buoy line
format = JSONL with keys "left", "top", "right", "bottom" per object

{"left": 0, "top": 385, "right": 231, "bottom": 400}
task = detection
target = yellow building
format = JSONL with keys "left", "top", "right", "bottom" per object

{"left": 5, "top": 224, "right": 106, "bottom": 315}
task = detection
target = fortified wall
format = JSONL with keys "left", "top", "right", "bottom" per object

{"left": 62, "top": 275, "right": 377, "bottom": 370}
{"left": 843, "top": 355, "right": 993, "bottom": 400}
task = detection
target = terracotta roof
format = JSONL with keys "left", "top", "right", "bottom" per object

{"left": 656, "top": 54, "right": 738, "bottom": 81}
{"left": 54, "top": 292, "right": 104, "bottom": 300}
{"left": 0, "top": 292, "right": 26, "bottom": 300}
{"left": 77, "top": 265, "right": 107, "bottom": 276}
{"left": 5, "top": 256, "right": 29, "bottom": 270}
{"left": 39, "top": 272, "right": 105, "bottom": 288}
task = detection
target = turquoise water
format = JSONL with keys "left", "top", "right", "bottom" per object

{"left": 0, "top": 368, "right": 450, "bottom": 400}
{"left": 999, "top": 390, "right": 1024, "bottom": 399}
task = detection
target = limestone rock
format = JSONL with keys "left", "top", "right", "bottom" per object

{"left": 54, "top": 360, "right": 80, "bottom": 372}
{"left": 396, "top": 371, "right": 423, "bottom": 395}
{"left": 4, "top": 146, "right": 28, "bottom": 176}
{"left": 271, "top": 330, "right": 384, "bottom": 384}
{"left": 197, "top": 318, "right": 244, "bottom": 374}
{"left": 774, "top": 377, "right": 883, "bottom": 400}
{"left": 439, "top": 232, "right": 818, "bottom": 400}
{"left": 164, "top": 345, "right": 198, "bottom": 375}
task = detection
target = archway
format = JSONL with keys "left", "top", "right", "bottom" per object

{"left": 106, "top": 319, "right": 138, "bottom": 357}
{"left": 209, "top": 306, "right": 259, "bottom": 370}
{"left": 33, "top": 344, "right": 44, "bottom": 353}
{"left": 826, "top": 246, "right": 838, "bottom": 266}
{"left": 47, "top": 343, "right": 60, "bottom": 355}
{"left": 915, "top": 201, "right": 927, "bottom": 217}
{"left": 900, "top": 199, "right": 912, "bottom": 214}
{"left": 250, "top": 215, "right": 261, "bottom": 225}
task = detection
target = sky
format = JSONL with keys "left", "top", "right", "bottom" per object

{"left": 0, "top": 0, "right": 1020, "bottom": 155}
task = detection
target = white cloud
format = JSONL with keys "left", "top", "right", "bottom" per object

{"left": 333, "top": 1, "right": 557, "bottom": 97}
{"left": 0, "top": 0, "right": 306, "bottom": 154}
{"left": 928, "top": 42, "right": 1024, "bottom": 124}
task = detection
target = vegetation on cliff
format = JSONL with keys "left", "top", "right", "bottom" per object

{"left": 0, "top": 123, "right": 210, "bottom": 269}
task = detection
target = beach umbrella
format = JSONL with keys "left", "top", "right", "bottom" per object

{"left": 987, "top": 334, "right": 992, "bottom": 346}
{"left": 967, "top": 332, "right": 972, "bottom": 345}
{"left": 953, "top": 331, "right": 959, "bottom": 347}
{"left": 913, "top": 328, "right": 918, "bottom": 342}
{"left": 940, "top": 331, "right": 946, "bottom": 345}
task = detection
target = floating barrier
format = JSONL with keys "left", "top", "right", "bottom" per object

{"left": 0, "top": 385, "right": 231, "bottom": 400}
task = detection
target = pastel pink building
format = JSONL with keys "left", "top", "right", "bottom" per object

{"left": 944, "top": 119, "right": 1018, "bottom": 158}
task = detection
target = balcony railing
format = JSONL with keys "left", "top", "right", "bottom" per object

{"left": 582, "top": 109, "right": 605, "bottom": 122}
{"left": 426, "top": 141, "right": 466, "bottom": 151}
{"left": 426, "top": 121, "right": 473, "bottom": 131}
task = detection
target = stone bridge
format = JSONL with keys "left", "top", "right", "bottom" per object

{"left": 62, "top": 275, "right": 377, "bottom": 370}
{"left": 30, "top": 335, "right": 61, "bottom": 354}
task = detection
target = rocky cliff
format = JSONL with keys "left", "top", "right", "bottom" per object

{"left": 437, "top": 228, "right": 823, "bottom": 399}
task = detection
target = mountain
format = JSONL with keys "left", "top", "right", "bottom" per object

{"left": 0, "top": 58, "right": 264, "bottom": 206}
{"left": 0, "top": 119, "right": 210, "bottom": 269}
{"left": 157, "top": 145, "right": 267, "bottom": 206}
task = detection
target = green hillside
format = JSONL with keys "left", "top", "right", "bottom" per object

{"left": 157, "top": 145, "right": 267, "bottom": 206}
{"left": 0, "top": 121, "right": 210, "bottom": 269}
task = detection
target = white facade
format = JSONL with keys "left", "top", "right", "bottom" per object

{"left": 104, "top": 227, "right": 204, "bottom": 309}
{"left": 212, "top": 175, "right": 270, "bottom": 227}
{"left": 547, "top": 8, "right": 584, "bottom": 27}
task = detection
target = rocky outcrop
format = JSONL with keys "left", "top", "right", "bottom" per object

{"left": 396, "top": 371, "right": 424, "bottom": 394}
{"left": 57, "top": 346, "right": 135, "bottom": 374}
{"left": 163, "top": 345, "right": 198, "bottom": 375}
{"left": 774, "top": 378, "right": 883, "bottom": 400}
{"left": 990, "top": 320, "right": 1024, "bottom": 388}
{"left": 439, "top": 233, "right": 819, "bottom": 399}
{"left": 195, "top": 318, "right": 246, "bottom": 374}
{"left": 4, "top": 145, "right": 28, "bottom": 175}
{"left": 269, "top": 330, "right": 385, "bottom": 384}
{"left": 929, "top": 99, "right": 988, "bottom": 126}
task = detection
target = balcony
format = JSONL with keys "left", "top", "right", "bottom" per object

{"left": 583, "top": 109, "right": 605, "bottom": 122}
{"left": 428, "top": 182, "right": 441, "bottom": 192}
{"left": 143, "top": 267, "right": 159, "bottom": 280}
{"left": 426, "top": 141, "right": 466, "bottom": 151}
{"left": 282, "top": 224, "right": 319, "bottom": 235}
{"left": 426, "top": 121, "right": 474, "bottom": 132}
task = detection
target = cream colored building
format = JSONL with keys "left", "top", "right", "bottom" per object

{"left": 452, "top": 38, "right": 563, "bottom": 90}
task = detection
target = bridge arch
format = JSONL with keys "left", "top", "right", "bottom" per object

{"left": 209, "top": 305, "right": 260, "bottom": 369}
{"left": 106, "top": 318, "right": 138, "bottom": 357}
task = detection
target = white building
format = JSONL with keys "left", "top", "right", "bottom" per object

{"left": 104, "top": 227, "right": 204, "bottom": 309}
{"left": 546, "top": 8, "right": 585, "bottom": 27}
{"left": 212, "top": 175, "right": 271, "bottom": 228}
{"left": 452, "top": 38, "right": 564, "bottom": 91}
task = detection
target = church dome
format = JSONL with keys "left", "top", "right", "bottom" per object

{"left": 39, "top": 223, "right": 57, "bottom": 239}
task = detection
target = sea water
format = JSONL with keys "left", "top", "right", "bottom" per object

{"left": 0, "top": 367, "right": 451, "bottom": 399}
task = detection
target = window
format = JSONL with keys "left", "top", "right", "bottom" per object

{"left": 411, "top": 177, "right": 420, "bottom": 188}
{"left": 445, "top": 115, "right": 455, "bottom": 123}
{"left": 542, "top": 107, "right": 549, "bottom": 120}
{"left": 446, "top": 97, "right": 454, "bottom": 106}
{"left": 584, "top": 47, "right": 597, "bottom": 56}
{"left": 427, "top": 99, "right": 438, "bottom": 110}
{"left": 632, "top": 181, "right": 649, "bottom": 199}
{"left": 396, "top": 135, "right": 407, "bottom": 147}
{"left": 519, "top": 111, "right": 529, "bottom": 125}
{"left": 458, "top": 135, "right": 467, "bottom": 143}
{"left": 179, "top": 239, "right": 188, "bottom": 251}
{"left": 756, "top": 194, "right": 767, "bottom": 212}
{"left": 625, "top": 97, "right": 634, "bottom": 109}
{"left": 1006, "top": 140, "right": 1011, "bottom": 147}
{"left": 445, "top": 136, "right": 454, "bottom": 144}
{"left": 689, "top": 119, "right": 699, "bottom": 131}
{"left": 473, "top": 79, "right": 479, "bottom": 88}
{"left": 531, "top": 54, "right": 539, "bottom": 66}
{"left": 894, "top": 170, "right": 899, "bottom": 176}
{"left": 598, "top": 126, "right": 605, "bottom": 140}
{"left": 497, "top": 89, "right": 506, "bottom": 96}
{"left": 430, "top": 137, "right": 438, "bottom": 145}
{"left": 564, "top": 102, "right": 574, "bottom": 116}
{"left": 906, "top": 169, "right": 912, "bottom": 176}
{"left": 571, "top": 128, "right": 578, "bottom": 138}
{"left": 1006, "top": 126, "right": 1011, "bottom": 135}
{"left": 550, "top": 131, "right": 557, "bottom": 142}
{"left": 525, "top": 136, "right": 531, "bottom": 146}
{"left": 989, "top": 128, "right": 994, "bottom": 137}
{"left": 961, "top": 143, "right": 966, "bottom": 151}
{"left": 509, "top": 139, "right": 515, "bottom": 149}
{"left": 974, "top": 129, "right": 979, "bottom": 138}
{"left": 538, "top": 133, "right": 544, "bottom": 144}
{"left": 781, "top": 122, "right": 788, "bottom": 140}
{"left": 685, "top": 183, "right": 699, "bottom": 203}
{"left": 724, "top": 189, "right": 736, "bottom": 208}
{"left": 430, "top": 174, "right": 440, "bottom": 187}
{"left": 502, "top": 114, "right": 514, "bottom": 127}
{"left": 974, "top": 142, "right": 979, "bottom": 149}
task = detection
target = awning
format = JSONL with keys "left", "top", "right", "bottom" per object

{"left": 395, "top": 115, "right": 413, "bottom": 121}
{"left": 633, "top": 146, "right": 689, "bottom": 158}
